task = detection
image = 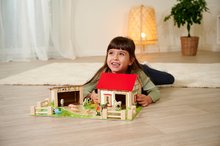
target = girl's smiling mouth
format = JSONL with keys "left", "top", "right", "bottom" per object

{"left": 111, "top": 62, "right": 120, "bottom": 67}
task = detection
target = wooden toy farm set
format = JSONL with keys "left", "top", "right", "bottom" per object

{"left": 30, "top": 73, "right": 142, "bottom": 120}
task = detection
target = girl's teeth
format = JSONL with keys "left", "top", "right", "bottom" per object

{"left": 112, "top": 62, "right": 119, "bottom": 66}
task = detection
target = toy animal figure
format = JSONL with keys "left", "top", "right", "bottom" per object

{"left": 83, "top": 97, "right": 92, "bottom": 106}
{"left": 54, "top": 108, "right": 62, "bottom": 114}
{"left": 60, "top": 99, "right": 64, "bottom": 107}
{"left": 113, "top": 100, "right": 121, "bottom": 111}
{"left": 96, "top": 104, "right": 101, "bottom": 116}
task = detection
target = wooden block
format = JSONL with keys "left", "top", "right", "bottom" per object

{"left": 41, "top": 98, "right": 49, "bottom": 107}
{"left": 131, "top": 106, "right": 136, "bottom": 115}
{"left": 30, "top": 106, "right": 36, "bottom": 115}
{"left": 36, "top": 111, "right": 47, "bottom": 114}
{"left": 102, "top": 109, "right": 107, "bottom": 119}
{"left": 37, "top": 101, "right": 41, "bottom": 107}
{"left": 121, "top": 110, "right": 126, "bottom": 120}
{"left": 35, "top": 107, "right": 48, "bottom": 110}
{"left": 127, "top": 110, "right": 133, "bottom": 120}
{"left": 47, "top": 106, "right": 53, "bottom": 115}
{"left": 108, "top": 115, "right": 121, "bottom": 118}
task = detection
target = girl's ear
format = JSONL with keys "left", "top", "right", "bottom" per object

{"left": 129, "top": 57, "right": 135, "bottom": 65}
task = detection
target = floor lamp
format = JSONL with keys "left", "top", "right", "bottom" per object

{"left": 128, "top": 5, "right": 158, "bottom": 54}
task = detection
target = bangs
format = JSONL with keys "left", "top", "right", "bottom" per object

{"left": 108, "top": 41, "right": 130, "bottom": 51}
{"left": 107, "top": 37, "right": 135, "bottom": 53}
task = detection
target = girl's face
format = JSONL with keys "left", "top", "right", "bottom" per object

{"left": 107, "top": 49, "right": 133, "bottom": 73}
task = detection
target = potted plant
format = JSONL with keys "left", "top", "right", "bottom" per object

{"left": 164, "top": 0, "right": 209, "bottom": 56}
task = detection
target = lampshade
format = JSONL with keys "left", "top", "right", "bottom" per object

{"left": 128, "top": 5, "right": 158, "bottom": 46}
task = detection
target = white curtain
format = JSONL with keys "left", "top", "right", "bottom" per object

{"left": 0, "top": 0, "right": 76, "bottom": 61}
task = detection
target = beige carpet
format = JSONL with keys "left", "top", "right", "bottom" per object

{"left": 0, "top": 63, "right": 220, "bottom": 88}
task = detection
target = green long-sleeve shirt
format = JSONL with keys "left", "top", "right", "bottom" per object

{"left": 83, "top": 69, "right": 160, "bottom": 102}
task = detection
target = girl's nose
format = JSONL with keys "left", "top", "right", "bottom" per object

{"left": 113, "top": 53, "right": 119, "bottom": 60}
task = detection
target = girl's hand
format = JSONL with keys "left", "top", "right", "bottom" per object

{"left": 135, "top": 94, "right": 153, "bottom": 107}
{"left": 90, "top": 91, "right": 99, "bottom": 104}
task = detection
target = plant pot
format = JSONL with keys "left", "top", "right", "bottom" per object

{"left": 180, "top": 36, "right": 199, "bottom": 56}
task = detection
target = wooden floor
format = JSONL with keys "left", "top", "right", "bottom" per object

{"left": 0, "top": 51, "right": 220, "bottom": 146}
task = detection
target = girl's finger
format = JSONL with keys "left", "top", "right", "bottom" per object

{"left": 136, "top": 95, "right": 144, "bottom": 101}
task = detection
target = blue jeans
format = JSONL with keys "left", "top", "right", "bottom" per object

{"left": 140, "top": 64, "right": 175, "bottom": 85}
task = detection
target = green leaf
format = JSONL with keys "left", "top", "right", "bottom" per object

{"left": 163, "top": 0, "right": 209, "bottom": 36}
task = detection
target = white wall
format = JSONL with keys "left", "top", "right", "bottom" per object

{"left": 73, "top": 0, "right": 220, "bottom": 57}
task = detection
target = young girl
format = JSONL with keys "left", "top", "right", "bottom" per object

{"left": 83, "top": 36, "right": 161, "bottom": 107}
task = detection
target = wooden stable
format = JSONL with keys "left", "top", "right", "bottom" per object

{"left": 97, "top": 73, "right": 141, "bottom": 120}
{"left": 50, "top": 85, "right": 84, "bottom": 107}
{"left": 30, "top": 85, "right": 84, "bottom": 116}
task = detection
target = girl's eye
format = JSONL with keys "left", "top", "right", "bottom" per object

{"left": 119, "top": 52, "right": 125, "bottom": 56}
{"left": 108, "top": 51, "right": 114, "bottom": 55}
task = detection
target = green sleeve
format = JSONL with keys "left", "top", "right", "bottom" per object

{"left": 138, "top": 70, "right": 160, "bottom": 102}
{"left": 83, "top": 80, "right": 98, "bottom": 98}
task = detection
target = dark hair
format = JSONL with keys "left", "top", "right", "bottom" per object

{"left": 84, "top": 36, "right": 142, "bottom": 85}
